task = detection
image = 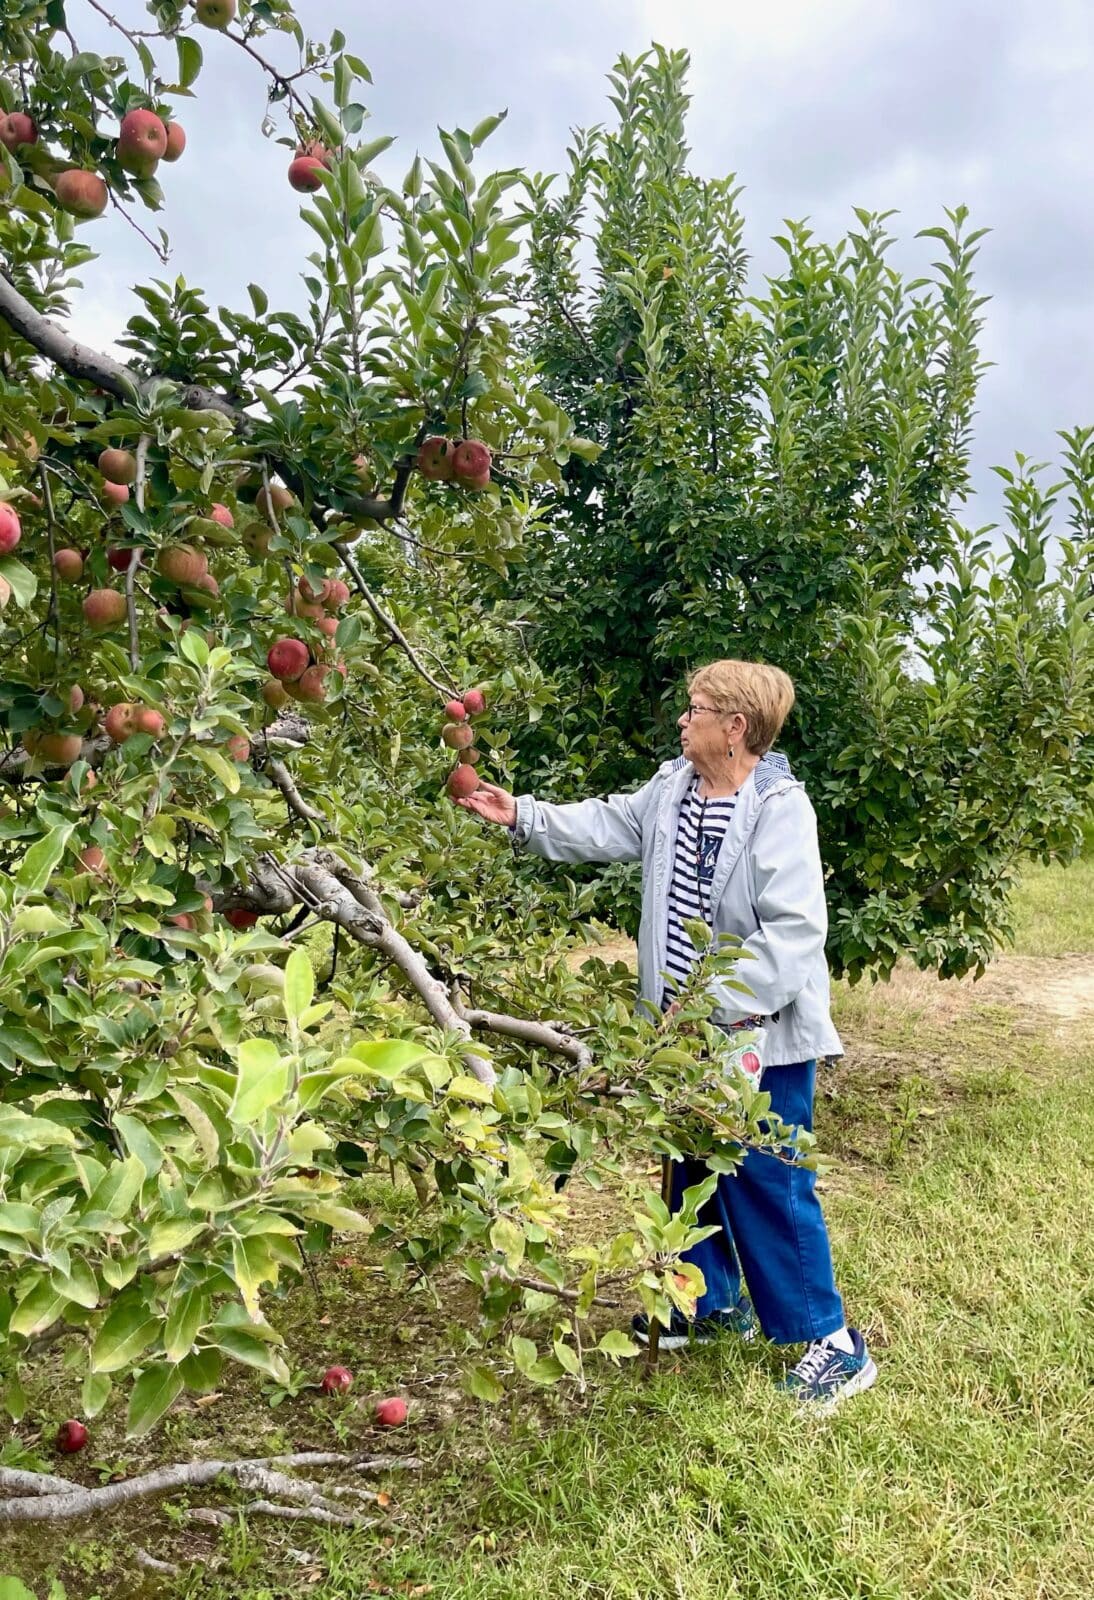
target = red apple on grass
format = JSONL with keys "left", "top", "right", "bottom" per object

{"left": 375, "top": 1396, "right": 407, "bottom": 1427}
{"left": 321, "top": 1365, "right": 354, "bottom": 1395}
{"left": 56, "top": 1420, "right": 88, "bottom": 1454}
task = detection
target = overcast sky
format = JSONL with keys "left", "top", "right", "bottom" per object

{"left": 67, "top": 0, "right": 1094, "bottom": 533}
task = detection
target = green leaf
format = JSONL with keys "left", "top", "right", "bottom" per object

{"left": 126, "top": 1361, "right": 184, "bottom": 1437}
{"left": 192, "top": 744, "right": 240, "bottom": 794}
{"left": 112, "top": 1113, "right": 164, "bottom": 1177}
{"left": 348, "top": 1039, "right": 432, "bottom": 1077}
{"left": 9, "top": 1278, "right": 66, "bottom": 1338}
{"left": 0, "top": 555, "right": 37, "bottom": 608}
{"left": 0, "top": 1578, "right": 38, "bottom": 1600}
{"left": 228, "top": 1037, "right": 291, "bottom": 1124}
{"left": 177, "top": 34, "right": 202, "bottom": 88}
{"left": 179, "top": 627, "right": 209, "bottom": 668}
{"left": 214, "top": 1326, "right": 290, "bottom": 1384}
{"left": 447, "top": 1074, "right": 493, "bottom": 1104}
{"left": 283, "top": 947, "right": 314, "bottom": 1024}
{"left": 81, "top": 1370, "right": 113, "bottom": 1418}
{"left": 597, "top": 1330, "right": 640, "bottom": 1362}
{"left": 164, "top": 1288, "right": 208, "bottom": 1363}
{"left": 90, "top": 1301, "right": 159, "bottom": 1373}
{"left": 464, "top": 1364, "right": 504, "bottom": 1402}
{"left": 179, "top": 1347, "right": 223, "bottom": 1392}
{"left": 15, "top": 824, "right": 74, "bottom": 897}
{"left": 489, "top": 1216, "right": 526, "bottom": 1270}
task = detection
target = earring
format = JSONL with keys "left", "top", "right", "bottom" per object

{"left": 727, "top": 746, "right": 734, "bottom": 759}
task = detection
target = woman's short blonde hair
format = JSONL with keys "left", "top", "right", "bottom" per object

{"left": 687, "top": 659, "right": 795, "bottom": 756}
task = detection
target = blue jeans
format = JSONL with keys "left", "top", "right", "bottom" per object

{"left": 671, "top": 1059, "right": 845, "bottom": 1345}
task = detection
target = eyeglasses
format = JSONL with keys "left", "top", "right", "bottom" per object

{"left": 681, "top": 703, "right": 724, "bottom": 722}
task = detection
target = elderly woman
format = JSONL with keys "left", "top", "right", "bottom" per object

{"left": 459, "top": 659, "right": 876, "bottom": 1409}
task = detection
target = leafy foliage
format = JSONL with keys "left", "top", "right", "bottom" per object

{"left": 515, "top": 45, "right": 1094, "bottom": 979}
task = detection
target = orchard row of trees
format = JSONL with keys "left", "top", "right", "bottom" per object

{"left": 0, "top": 0, "right": 1089, "bottom": 1513}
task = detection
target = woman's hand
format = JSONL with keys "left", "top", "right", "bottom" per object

{"left": 456, "top": 781, "right": 518, "bottom": 828}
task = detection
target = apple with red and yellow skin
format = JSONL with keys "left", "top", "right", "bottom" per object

{"left": 194, "top": 0, "right": 236, "bottom": 27}
{"left": 417, "top": 436, "right": 453, "bottom": 481}
{"left": 294, "top": 665, "right": 330, "bottom": 704}
{"left": 324, "top": 579, "right": 350, "bottom": 610}
{"left": 169, "top": 913, "right": 195, "bottom": 931}
{"left": 262, "top": 679, "right": 290, "bottom": 710}
{"left": 135, "top": 707, "right": 165, "bottom": 738}
{"left": 98, "top": 448, "right": 137, "bottom": 485}
{"left": 83, "top": 589, "right": 127, "bottom": 630}
{"left": 77, "top": 846, "right": 106, "bottom": 876}
{"left": 242, "top": 522, "right": 272, "bottom": 557}
{"left": 255, "top": 484, "right": 294, "bottom": 523}
{"left": 163, "top": 121, "right": 186, "bottom": 162}
{"left": 53, "top": 548, "right": 84, "bottom": 582}
{"left": 298, "top": 575, "right": 332, "bottom": 605}
{"left": 288, "top": 156, "right": 325, "bottom": 192}
{"left": 462, "top": 688, "right": 487, "bottom": 716}
{"left": 157, "top": 544, "right": 207, "bottom": 585}
{"left": 0, "top": 503, "right": 21, "bottom": 554}
{"left": 65, "top": 685, "right": 85, "bottom": 715}
{"left": 0, "top": 112, "right": 37, "bottom": 150}
{"left": 267, "top": 638, "right": 310, "bottom": 682}
{"left": 442, "top": 722, "right": 474, "bottom": 750}
{"left": 321, "top": 1365, "right": 353, "bottom": 1395}
{"left": 55, "top": 170, "right": 108, "bottom": 219}
{"left": 104, "top": 704, "right": 138, "bottom": 744}
{"left": 117, "top": 109, "right": 166, "bottom": 176}
{"left": 375, "top": 1396, "right": 408, "bottom": 1427}
{"left": 318, "top": 616, "right": 339, "bottom": 638}
{"left": 225, "top": 734, "right": 250, "bottom": 762}
{"left": 209, "top": 502, "right": 233, "bottom": 528}
{"left": 24, "top": 731, "right": 82, "bottom": 765}
{"left": 447, "top": 765, "right": 480, "bottom": 800}
{"left": 102, "top": 480, "right": 129, "bottom": 507}
{"left": 458, "top": 747, "right": 481, "bottom": 766}
{"left": 451, "top": 439, "right": 492, "bottom": 490}
{"left": 444, "top": 699, "right": 467, "bottom": 722}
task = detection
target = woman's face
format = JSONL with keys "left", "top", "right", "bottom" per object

{"left": 678, "top": 694, "right": 731, "bottom": 766}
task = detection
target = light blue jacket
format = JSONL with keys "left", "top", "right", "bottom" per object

{"left": 511, "top": 753, "right": 843, "bottom": 1067}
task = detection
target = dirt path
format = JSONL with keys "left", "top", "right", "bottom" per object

{"left": 567, "top": 938, "right": 1094, "bottom": 1029}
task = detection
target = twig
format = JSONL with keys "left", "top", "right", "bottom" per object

{"left": 134, "top": 1549, "right": 179, "bottom": 1577}
{"left": 109, "top": 190, "right": 170, "bottom": 263}
{"left": 451, "top": 989, "right": 594, "bottom": 1070}
{"left": 334, "top": 540, "right": 457, "bottom": 697}
{"left": 513, "top": 1274, "right": 619, "bottom": 1309}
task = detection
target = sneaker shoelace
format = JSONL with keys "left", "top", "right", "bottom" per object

{"left": 792, "top": 1340, "right": 841, "bottom": 1382}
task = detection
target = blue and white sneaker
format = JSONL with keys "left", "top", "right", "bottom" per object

{"left": 778, "top": 1329, "right": 877, "bottom": 1410}
{"left": 631, "top": 1296, "right": 758, "bottom": 1351}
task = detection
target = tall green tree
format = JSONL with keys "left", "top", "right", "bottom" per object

{"left": 517, "top": 45, "right": 1094, "bottom": 980}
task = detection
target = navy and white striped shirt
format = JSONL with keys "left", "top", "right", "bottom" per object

{"left": 663, "top": 775, "right": 737, "bottom": 1002}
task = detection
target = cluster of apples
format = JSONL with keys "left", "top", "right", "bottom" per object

{"left": 417, "top": 437, "right": 492, "bottom": 492}
{"left": 442, "top": 688, "right": 486, "bottom": 799}
{"left": 264, "top": 636, "right": 336, "bottom": 707}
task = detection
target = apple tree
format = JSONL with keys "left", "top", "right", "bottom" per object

{"left": 515, "top": 46, "right": 1094, "bottom": 981}
{"left": 0, "top": 3, "right": 808, "bottom": 1520}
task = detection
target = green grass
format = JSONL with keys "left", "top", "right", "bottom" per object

{"left": 7, "top": 844, "right": 1094, "bottom": 1600}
